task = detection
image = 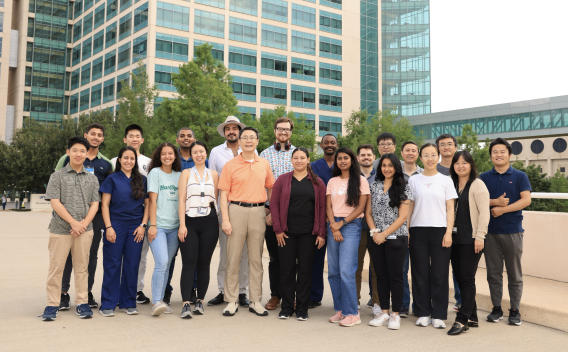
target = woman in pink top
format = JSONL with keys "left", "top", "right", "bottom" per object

{"left": 326, "top": 147, "right": 370, "bottom": 327}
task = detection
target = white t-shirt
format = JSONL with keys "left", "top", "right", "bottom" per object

{"left": 111, "top": 154, "right": 152, "bottom": 176}
{"left": 408, "top": 173, "right": 458, "bottom": 228}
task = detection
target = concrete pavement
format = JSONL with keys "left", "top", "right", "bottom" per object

{"left": 1, "top": 211, "right": 567, "bottom": 351}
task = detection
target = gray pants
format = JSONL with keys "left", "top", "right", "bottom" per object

{"left": 484, "top": 232, "right": 523, "bottom": 309}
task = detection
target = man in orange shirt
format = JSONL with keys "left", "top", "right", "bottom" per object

{"left": 218, "top": 127, "right": 275, "bottom": 317}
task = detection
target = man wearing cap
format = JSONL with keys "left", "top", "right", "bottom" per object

{"left": 207, "top": 116, "right": 257, "bottom": 308}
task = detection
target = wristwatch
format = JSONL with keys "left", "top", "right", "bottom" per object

{"left": 343, "top": 219, "right": 348, "bottom": 226}
{"left": 140, "top": 223, "right": 147, "bottom": 228}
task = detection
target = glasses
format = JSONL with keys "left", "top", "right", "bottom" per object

{"left": 276, "top": 128, "right": 291, "bottom": 133}
{"left": 240, "top": 136, "right": 258, "bottom": 141}
{"left": 378, "top": 143, "right": 394, "bottom": 148}
{"left": 439, "top": 143, "right": 455, "bottom": 148}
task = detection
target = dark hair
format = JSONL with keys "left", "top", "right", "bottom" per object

{"left": 115, "top": 146, "right": 145, "bottom": 200}
{"left": 86, "top": 123, "right": 105, "bottom": 136}
{"left": 375, "top": 153, "right": 408, "bottom": 208}
{"left": 435, "top": 133, "right": 457, "bottom": 147}
{"left": 401, "top": 141, "right": 419, "bottom": 151}
{"left": 125, "top": 124, "right": 143, "bottom": 138}
{"left": 450, "top": 151, "right": 478, "bottom": 186}
{"left": 419, "top": 143, "right": 439, "bottom": 157}
{"left": 377, "top": 132, "right": 396, "bottom": 146}
{"left": 332, "top": 147, "right": 361, "bottom": 207}
{"left": 274, "top": 117, "right": 294, "bottom": 131}
{"left": 320, "top": 134, "right": 338, "bottom": 144}
{"left": 189, "top": 141, "right": 209, "bottom": 156}
{"left": 292, "top": 148, "right": 320, "bottom": 187}
{"left": 357, "top": 144, "right": 375, "bottom": 155}
{"left": 489, "top": 138, "right": 512, "bottom": 155}
{"left": 177, "top": 127, "right": 194, "bottom": 138}
{"left": 239, "top": 126, "right": 259, "bottom": 139}
{"left": 148, "top": 142, "right": 182, "bottom": 174}
{"left": 67, "top": 136, "right": 90, "bottom": 151}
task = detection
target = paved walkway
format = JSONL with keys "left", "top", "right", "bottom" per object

{"left": 1, "top": 212, "right": 567, "bottom": 351}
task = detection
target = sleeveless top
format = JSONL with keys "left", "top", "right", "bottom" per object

{"left": 185, "top": 167, "right": 216, "bottom": 217}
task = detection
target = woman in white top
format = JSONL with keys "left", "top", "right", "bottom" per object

{"left": 407, "top": 143, "right": 458, "bottom": 329}
{"left": 177, "top": 141, "right": 219, "bottom": 319}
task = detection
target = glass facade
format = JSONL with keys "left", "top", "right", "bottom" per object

{"left": 382, "top": 0, "right": 431, "bottom": 116}
{"left": 361, "top": 0, "right": 378, "bottom": 115}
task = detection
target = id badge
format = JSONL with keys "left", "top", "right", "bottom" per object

{"left": 452, "top": 227, "right": 457, "bottom": 233}
{"left": 197, "top": 206, "right": 208, "bottom": 215}
{"left": 386, "top": 234, "right": 397, "bottom": 240}
{"left": 85, "top": 167, "right": 94, "bottom": 175}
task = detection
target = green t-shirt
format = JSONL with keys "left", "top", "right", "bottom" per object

{"left": 147, "top": 168, "right": 182, "bottom": 229}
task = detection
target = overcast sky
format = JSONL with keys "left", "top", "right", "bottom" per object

{"left": 430, "top": 0, "right": 568, "bottom": 113}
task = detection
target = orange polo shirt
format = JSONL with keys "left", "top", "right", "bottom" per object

{"left": 218, "top": 153, "right": 275, "bottom": 203}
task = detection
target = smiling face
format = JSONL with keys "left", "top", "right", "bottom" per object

{"left": 453, "top": 155, "right": 472, "bottom": 178}
{"left": 84, "top": 128, "right": 104, "bottom": 149}
{"left": 438, "top": 137, "right": 457, "bottom": 158}
{"left": 124, "top": 129, "right": 143, "bottom": 150}
{"left": 190, "top": 144, "right": 207, "bottom": 166}
{"left": 160, "top": 146, "right": 176, "bottom": 167}
{"left": 66, "top": 143, "right": 88, "bottom": 167}
{"left": 377, "top": 138, "right": 396, "bottom": 157}
{"left": 420, "top": 145, "right": 439, "bottom": 171}
{"left": 176, "top": 129, "right": 195, "bottom": 150}
{"left": 239, "top": 130, "right": 259, "bottom": 153}
{"left": 402, "top": 143, "right": 419, "bottom": 164}
{"left": 119, "top": 150, "right": 136, "bottom": 172}
{"left": 224, "top": 124, "right": 240, "bottom": 143}
{"left": 491, "top": 143, "right": 511, "bottom": 168}
{"left": 292, "top": 150, "right": 310, "bottom": 172}
{"left": 357, "top": 148, "right": 375, "bottom": 168}
{"left": 321, "top": 135, "right": 338, "bottom": 156}
{"left": 381, "top": 158, "right": 396, "bottom": 180}
{"left": 336, "top": 152, "right": 352, "bottom": 172}
{"left": 275, "top": 121, "right": 292, "bottom": 144}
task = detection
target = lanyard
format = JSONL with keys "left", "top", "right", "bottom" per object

{"left": 192, "top": 167, "right": 208, "bottom": 204}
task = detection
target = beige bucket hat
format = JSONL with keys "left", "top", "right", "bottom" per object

{"left": 217, "top": 115, "right": 246, "bottom": 137}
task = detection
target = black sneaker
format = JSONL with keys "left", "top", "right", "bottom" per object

{"left": 163, "top": 290, "right": 172, "bottom": 305}
{"left": 136, "top": 291, "right": 150, "bottom": 304}
{"left": 278, "top": 310, "right": 290, "bottom": 319}
{"left": 190, "top": 288, "right": 198, "bottom": 304}
{"left": 59, "top": 293, "right": 70, "bottom": 310}
{"left": 399, "top": 306, "right": 409, "bottom": 318}
{"left": 207, "top": 292, "right": 225, "bottom": 306}
{"left": 366, "top": 298, "right": 373, "bottom": 308}
{"left": 508, "top": 309, "right": 522, "bottom": 326}
{"left": 487, "top": 306, "right": 503, "bottom": 322}
{"left": 88, "top": 292, "right": 98, "bottom": 308}
{"left": 238, "top": 293, "right": 250, "bottom": 307}
{"left": 296, "top": 313, "right": 309, "bottom": 321}
{"left": 307, "top": 299, "right": 321, "bottom": 309}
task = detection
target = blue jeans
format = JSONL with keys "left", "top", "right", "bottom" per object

{"left": 453, "top": 272, "right": 462, "bottom": 304}
{"left": 149, "top": 227, "right": 179, "bottom": 304}
{"left": 327, "top": 217, "right": 362, "bottom": 316}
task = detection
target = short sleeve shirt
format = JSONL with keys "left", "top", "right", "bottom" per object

{"left": 260, "top": 144, "right": 296, "bottom": 180}
{"left": 326, "top": 175, "right": 370, "bottom": 218}
{"left": 100, "top": 171, "right": 148, "bottom": 223}
{"left": 148, "top": 168, "right": 181, "bottom": 229}
{"left": 111, "top": 155, "right": 151, "bottom": 176}
{"left": 311, "top": 158, "right": 334, "bottom": 186}
{"left": 45, "top": 164, "right": 100, "bottom": 234}
{"left": 370, "top": 180, "right": 413, "bottom": 236}
{"left": 218, "top": 154, "right": 275, "bottom": 203}
{"left": 408, "top": 173, "right": 458, "bottom": 227}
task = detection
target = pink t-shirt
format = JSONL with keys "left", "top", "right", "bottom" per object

{"left": 326, "top": 175, "right": 370, "bottom": 218}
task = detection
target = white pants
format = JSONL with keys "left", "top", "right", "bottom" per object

{"left": 217, "top": 213, "right": 249, "bottom": 294}
{"left": 137, "top": 236, "right": 150, "bottom": 292}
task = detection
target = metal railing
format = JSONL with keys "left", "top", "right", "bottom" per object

{"left": 531, "top": 192, "right": 568, "bottom": 200}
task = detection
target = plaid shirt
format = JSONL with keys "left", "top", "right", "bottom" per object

{"left": 260, "top": 144, "right": 296, "bottom": 180}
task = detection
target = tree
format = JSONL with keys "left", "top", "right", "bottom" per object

{"left": 548, "top": 170, "right": 568, "bottom": 212}
{"left": 457, "top": 124, "right": 492, "bottom": 173}
{"left": 512, "top": 161, "right": 552, "bottom": 211}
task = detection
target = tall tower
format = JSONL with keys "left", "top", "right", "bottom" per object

{"left": 360, "top": 0, "right": 379, "bottom": 116}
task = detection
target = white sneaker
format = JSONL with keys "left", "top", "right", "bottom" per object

{"left": 371, "top": 303, "right": 382, "bottom": 317}
{"left": 223, "top": 302, "right": 238, "bottom": 316}
{"left": 151, "top": 302, "right": 167, "bottom": 316}
{"left": 432, "top": 319, "right": 446, "bottom": 329}
{"left": 369, "top": 312, "right": 390, "bottom": 327}
{"left": 163, "top": 305, "right": 173, "bottom": 314}
{"left": 415, "top": 316, "right": 431, "bottom": 327}
{"left": 388, "top": 313, "right": 401, "bottom": 330}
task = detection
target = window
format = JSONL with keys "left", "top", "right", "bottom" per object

{"left": 85, "top": 0, "right": 93, "bottom": 11}
{"left": 230, "top": 0, "right": 257, "bottom": 16}
{"left": 75, "top": 0, "right": 83, "bottom": 18}
{"left": 261, "top": 52, "right": 287, "bottom": 77}
{"left": 84, "top": 12, "right": 94, "bottom": 36}
{"left": 104, "top": 50, "right": 116, "bottom": 75}
{"left": 262, "top": 0, "right": 288, "bottom": 23}
{"left": 25, "top": 67, "right": 33, "bottom": 86}
{"left": 238, "top": 106, "right": 256, "bottom": 118}
{"left": 119, "top": 13, "right": 132, "bottom": 40}
{"left": 93, "top": 29, "right": 105, "bottom": 54}
{"left": 94, "top": 3, "right": 105, "bottom": 29}
{"left": 156, "top": 33, "right": 189, "bottom": 61}
{"left": 103, "top": 78, "right": 115, "bottom": 103}
{"left": 560, "top": 167, "right": 566, "bottom": 173}
{"left": 319, "top": 62, "right": 342, "bottom": 86}
{"left": 157, "top": 2, "right": 189, "bottom": 31}
{"left": 155, "top": 64, "right": 179, "bottom": 91}
{"left": 292, "top": 4, "right": 315, "bottom": 29}
{"left": 291, "top": 30, "right": 315, "bottom": 55}
{"left": 319, "top": 115, "right": 342, "bottom": 136}
{"left": 261, "top": 24, "right": 287, "bottom": 50}
{"left": 291, "top": 85, "right": 315, "bottom": 108}
{"left": 320, "top": 0, "right": 341, "bottom": 10}
{"left": 72, "top": 44, "right": 81, "bottom": 66}
{"left": 66, "top": 72, "right": 71, "bottom": 90}
{"left": 0, "top": 12, "right": 4, "bottom": 32}
{"left": 319, "top": 89, "right": 342, "bottom": 112}
{"left": 117, "top": 71, "right": 130, "bottom": 94}
{"left": 81, "top": 63, "right": 91, "bottom": 86}
{"left": 553, "top": 138, "right": 567, "bottom": 153}
{"left": 107, "top": 0, "right": 117, "bottom": 21}
{"left": 291, "top": 58, "right": 315, "bottom": 82}
{"left": 319, "top": 36, "right": 342, "bottom": 60}
{"left": 91, "top": 83, "right": 102, "bottom": 107}
{"left": 26, "top": 42, "right": 33, "bottom": 61}
{"left": 300, "top": 113, "right": 315, "bottom": 130}
{"left": 134, "top": 2, "right": 148, "bottom": 32}
{"left": 320, "top": 10, "right": 341, "bottom": 34}
{"left": 133, "top": 33, "right": 147, "bottom": 61}
{"left": 196, "top": 0, "right": 225, "bottom": 9}
{"left": 27, "top": 18, "right": 34, "bottom": 37}
{"left": 106, "top": 21, "right": 117, "bottom": 48}
{"left": 229, "top": 46, "right": 257, "bottom": 73}
{"left": 80, "top": 88, "right": 90, "bottom": 111}
{"left": 194, "top": 10, "right": 225, "bottom": 38}
{"left": 229, "top": 17, "right": 257, "bottom": 44}
{"left": 71, "top": 68, "right": 80, "bottom": 89}
{"left": 70, "top": 93, "right": 79, "bottom": 114}
{"left": 73, "top": 20, "right": 82, "bottom": 42}
{"left": 120, "top": 0, "right": 132, "bottom": 12}
{"left": 82, "top": 37, "right": 93, "bottom": 61}
{"left": 232, "top": 76, "right": 256, "bottom": 101}
{"left": 194, "top": 40, "right": 224, "bottom": 61}
{"left": 65, "top": 96, "right": 69, "bottom": 115}
{"left": 66, "top": 47, "right": 72, "bottom": 67}
{"left": 260, "top": 80, "right": 286, "bottom": 104}
{"left": 117, "top": 42, "right": 131, "bottom": 70}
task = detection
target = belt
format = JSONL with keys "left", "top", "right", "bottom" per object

{"left": 232, "top": 201, "right": 264, "bottom": 208}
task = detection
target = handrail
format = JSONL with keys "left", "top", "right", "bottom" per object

{"left": 531, "top": 192, "right": 568, "bottom": 200}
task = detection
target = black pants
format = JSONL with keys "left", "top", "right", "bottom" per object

{"left": 61, "top": 212, "right": 104, "bottom": 292}
{"left": 451, "top": 242, "right": 482, "bottom": 325}
{"left": 409, "top": 227, "right": 451, "bottom": 320}
{"left": 265, "top": 225, "right": 281, "bottom": 299}
{"left": 277, "top": 233, "right": 317, "bottom": 315}
{"left": 179, "top": 213, "right": 219, "bottom": 302}
{"left": 367, "top": 234, "right": 408, "bottom": 312}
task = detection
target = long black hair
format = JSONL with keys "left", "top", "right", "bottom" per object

{"left": 115, "top": 146, "right": 145, "bottom": 200}
{"left": 450, "top": 150, "right": 478, "bottom": 187}
{"left": 291, "top": 147, "right": 320, "bottom": 187}
{"left": 148, "top": 142, "right": 182, "bottom": 174}
{"left": 332, "top": 147, "right": 361, "bottom": 207}
{"left": 375, "top": 153, "right": 408, "bottom": 208}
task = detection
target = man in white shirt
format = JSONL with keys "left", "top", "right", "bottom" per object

{"left": 207, "top": 116, "right": 257, "bottom": 307}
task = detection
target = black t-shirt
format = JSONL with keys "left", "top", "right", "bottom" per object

{"left": 454, "top": 182, "right": 474, "bottom": 244}
{"left": 286, "top": 176, "right": 316, "bottom": 235}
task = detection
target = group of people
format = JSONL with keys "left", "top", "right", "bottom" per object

{"left": 40, "top": 116, "right": 531, "bottom": 336}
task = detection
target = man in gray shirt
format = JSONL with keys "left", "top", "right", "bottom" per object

{"left": 436, "top": 133, "right": 457, "bottom": 176}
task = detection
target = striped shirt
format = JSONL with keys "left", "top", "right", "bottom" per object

{"left": 185, "top": 168, "right": 216, "bottom": 217}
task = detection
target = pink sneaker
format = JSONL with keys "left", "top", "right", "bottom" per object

{"left": 339, "top": 315, "right": 362, "bottom": 327}
{"left": 329, "top": 311, "right": 344, "bottom": 323}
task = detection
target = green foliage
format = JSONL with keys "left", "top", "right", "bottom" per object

{"left": 512, "top": 161, "right": 553, "bottom": 211}
{"left": 548, "top": 170, "right": 568, "bottom": 212}
{"left": 457, "top": 124, "right": 492, "bottom": 173}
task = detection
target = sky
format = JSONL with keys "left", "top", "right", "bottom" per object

{"left": 430, "top": 0, "right": 568, "bottom": 113}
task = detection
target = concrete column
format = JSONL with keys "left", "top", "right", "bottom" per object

{"left": 525, "top": 157, "right": 529, "bottom": 167}
{"left": 547, "top": 156, "right": 552, "bottom": 175}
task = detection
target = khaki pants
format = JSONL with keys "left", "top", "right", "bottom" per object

{"left": 46, "top": 231, "right": 94, "bottom": 306}
{"left": 356, "top": 230, "right": 380, "bottom": 305}
{"left": 224, "top": 204, "right": 266, "bottom": 303}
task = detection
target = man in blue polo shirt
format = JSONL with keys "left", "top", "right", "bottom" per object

{"left": 480, "top": 138, "right": 531, "bottom": 326}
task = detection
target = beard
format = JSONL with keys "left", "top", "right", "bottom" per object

{"left": 226, "top": 134, "right": 238, "bottom": 143}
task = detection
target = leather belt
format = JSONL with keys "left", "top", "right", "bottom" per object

{"left": 232, "top": 201, "right": 265, "bottom": 207}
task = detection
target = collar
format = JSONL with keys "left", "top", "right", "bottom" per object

{"left": 361, "top": 168, "right": 376, "bottom": 177}
{"left": 177, "top": 148, "right": 191, "bottom": 162}
{"left": 491, "top": 166, "right": 513, "bottom": 175}
{"left": 238, "top": 152, "right": 260, "bottom": 163}
{"left": 64, "top": 163, "right": 86, "bottom": 174}
{"left": 316, "top": 158, "right": 334, "bottom": 168}
{"left": 223, "top": 141, "right": 242, "bottom": 152}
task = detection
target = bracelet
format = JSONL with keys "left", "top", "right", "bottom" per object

{"left": 106, "top": 225, "right": 112, "bottom": 229}
{"left": 369, "top": 229, "right": 380, "bottom": 234}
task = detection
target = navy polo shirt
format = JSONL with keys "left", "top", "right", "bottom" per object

{"left": 178, "top": 149, "right": 209, "bottom": 170}
{"left": 480, "top": 166, "right": 531, "bottom": 234}
{"left": 99, "top": 170, "right": 148, "bottom": 223}
{"left": 61, "top": 154, "right": 112, "bottom": 187}
{"left": 311, "top": 158, "right": 334, "bottom": 186}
